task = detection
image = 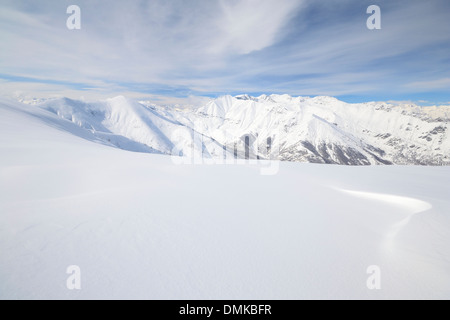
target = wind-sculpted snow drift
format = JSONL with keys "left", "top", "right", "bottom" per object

{"left": 20, "top": 94, "right": 450, "bottom": 166}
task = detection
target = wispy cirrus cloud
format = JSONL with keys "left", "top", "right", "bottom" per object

{"left": 0, "top": 0, "right": 449, "bottom": 103}
{"left": 212, "top": 0, "right": 303, "bottom": 55}
{"left": 406, "top": 78, "right": 450, "bottom": 90}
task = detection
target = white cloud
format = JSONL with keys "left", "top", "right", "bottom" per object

{"left": 213, "top": 0, "right": 303, "bottom": 54}
{"left": 406, "top": 78, "right": 450, "bottom": 90}
{"left": 0, "top": 1, "right": 303, "bottom": 85}
{"left": 0, "top": 0, "right": 449, "bottom": 101}
{"left": 0, "top": 80, "right": 211, "bottom": 105}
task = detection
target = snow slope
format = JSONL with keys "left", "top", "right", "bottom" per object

{"left": 37, "top": 96, "right": 231, "bottom": 160}
{"left": 1, "top": 98, "right": 450, "bottom": 299}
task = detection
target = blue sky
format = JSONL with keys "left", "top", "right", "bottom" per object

{"left": 1, "top": 0, "right": 450, "bottom": 104}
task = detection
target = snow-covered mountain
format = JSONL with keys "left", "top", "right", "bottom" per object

{"left": 22, "top": 94, "right": 450, "bottom": 165}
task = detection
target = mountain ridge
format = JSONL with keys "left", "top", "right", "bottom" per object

{"left": 8, "top": 94, "right": 450, "bottom": 165}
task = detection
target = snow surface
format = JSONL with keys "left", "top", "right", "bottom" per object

{"left": 1, "top": 97, "right": 450, "bottom": 299}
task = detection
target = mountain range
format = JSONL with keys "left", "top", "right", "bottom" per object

{"left": 12, "top": 94, "right": 450, "bottom": 165}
